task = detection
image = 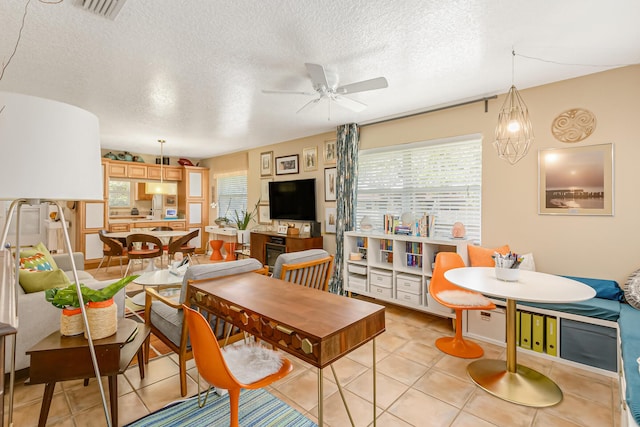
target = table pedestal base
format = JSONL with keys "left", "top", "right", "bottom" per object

{"left": 467, "top": 359, "right": 562, "bottom": 407}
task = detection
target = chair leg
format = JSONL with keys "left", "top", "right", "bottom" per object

{"left": 124, "top": 259, "right": 133, "bottom": 277}
{"left": 96, "top": 256, "right": 106, "bottom": 273}
{"left": 229, "top": 388, "right": 241, "bottom": 427}
{"left": 435, "top": 309, "right": 484, "bottom": 359}
{"left": 119, "top": 256, "right": 124, "bottom": 276}
{"left": 179, "top": 357, "right": 188, "bottom": 397}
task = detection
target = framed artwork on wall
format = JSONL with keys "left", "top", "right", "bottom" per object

{"left": 302, "top": 146, "right": 318, "bottom": 172}
{"left": 260, "top": 178, "right": 272, "bottom": 203}
{"left": 164, "top": 194, "right": 176, "bottom": 207}
{"left": 325, "top": 206, "right": 337, "bottom": 233}
{"left": 260, "top": 151, "right": 273, "bottom": 176}
{"left": 538, "top": 143, "right": 613, "bottom": 216}
{"left": 324, "top": 167, "right": 337, "bottom": 201}
{"left": 258, "top": 205, "right": 271, "bottom": 224}
{"left": 275, "top": 154, "right": 299, "bottom": 175}
{"left": 324, "top": 139, "right": 336, "bottom": 164}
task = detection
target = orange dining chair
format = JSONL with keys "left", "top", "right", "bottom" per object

{"left": 183, "top": 305, "right": 293, "bottom": 427}
{"left": 429, "top": 252, "right": 496, "bottom": 358}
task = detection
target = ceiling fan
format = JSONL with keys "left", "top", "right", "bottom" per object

{"left": 262, "top": 63, "right": 388, "bottom": 117}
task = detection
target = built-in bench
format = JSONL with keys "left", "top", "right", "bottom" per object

{"left": 516, "top": 276, "right": 637, "bottom": 427}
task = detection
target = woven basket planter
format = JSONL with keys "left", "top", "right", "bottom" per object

{"left": 60, "top": 307, "right": 84, "bottom": 336}
{"left": 84, "top": 298, "right": 118, "bottom": 340}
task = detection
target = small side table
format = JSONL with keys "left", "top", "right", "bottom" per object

{"left": 1, "top": 322, "right": 17, "bottom": 427}
{"left": 224, "top": 242, "right": 237, "bottom": 261}
{"left": 209, "top": 239, "right": 224, "bottom": 261}
{"left": 27, "top": 318, "right": 150, "bottom": 427}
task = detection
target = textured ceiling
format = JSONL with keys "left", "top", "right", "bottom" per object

{"left": 1, "top": 0, "right": 639, "bottom": 159}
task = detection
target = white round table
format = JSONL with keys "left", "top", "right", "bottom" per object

{"left": 130, "top": 269, "right": 184, "bottom": 306}
{"left": 444, "top": 267, "right": 596, "bottom": 407}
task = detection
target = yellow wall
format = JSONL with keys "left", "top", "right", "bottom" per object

{"left": 231, "top": 65, "right": 639, "bottom": 284}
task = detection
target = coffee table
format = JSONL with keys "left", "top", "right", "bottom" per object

{"left": 444, "top": 267, "right": 596, "bottom": 407}
{"left": 131, "top": 269, "right": 184, "bottom": 306}
{"left": 26, "top": 318, "right": 150, "bottom": 427}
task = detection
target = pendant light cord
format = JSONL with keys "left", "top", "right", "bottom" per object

{"left": 158, "top": 139, "right": 165, "bottom": 184}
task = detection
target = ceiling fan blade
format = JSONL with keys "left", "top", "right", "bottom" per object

{"left": 305, "top": 63, "right": 329, "bottom": 89}
{"left": 296, "top": 97, "right": 322, "bottom": 114}
{"left": 262, "top": 89, "right": 316, "bottom": 95}
{"left": 333, "top": 95, "right": 367, "bottom": 112}
{"left": 336, "top": 77, "right": 388, "bottom": 95}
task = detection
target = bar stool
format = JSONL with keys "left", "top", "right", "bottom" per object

{"left": 224, "top": 242, "right": 237, "bottom": 261}
{"left": 209, "top": 239, "right": 224, "bottom": 261}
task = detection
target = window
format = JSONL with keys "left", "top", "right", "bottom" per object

{"left": 108, "top": 180, "right": 131, "bottom": 207}
{"left": 216, "top": 173, "right": 247, "bottom": 220}
{"left": 356, "top": 135, "right": 482, "bottom": 242}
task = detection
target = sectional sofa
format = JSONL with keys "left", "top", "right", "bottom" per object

{"left": 6, "top": 252, "right": 125, "bottom": 373}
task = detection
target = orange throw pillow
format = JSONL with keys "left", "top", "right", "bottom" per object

{"left": 468, "top": 244, "right": 510, "bottom": 267}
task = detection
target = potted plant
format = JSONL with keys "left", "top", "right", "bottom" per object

{"left": 46, "top": 275, "right": 138, "bottom": 337}
{"left": 232, "top": 200, "right": 260, "bottom": 244}
{"left": 214, "top": 200, "right": 231, "bottom": 226}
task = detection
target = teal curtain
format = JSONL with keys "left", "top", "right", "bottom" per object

{"left": 329, "top": 123, "right": 359, "bottom": 295}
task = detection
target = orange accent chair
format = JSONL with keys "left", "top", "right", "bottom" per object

{"left": 429, "top": 252, "right": 495, "bottom": 358}
{"left": 183, "top": 305, "right": 292, "bottom": 427}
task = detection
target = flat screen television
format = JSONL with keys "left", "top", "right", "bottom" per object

{"left": 269, "top": 179, "right": 317, "bottom": 221}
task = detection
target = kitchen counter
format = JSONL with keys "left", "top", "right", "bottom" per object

{"left": 109, "top": 217, "right": 185, "bottom": 224}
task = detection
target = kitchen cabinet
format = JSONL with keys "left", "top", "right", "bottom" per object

{"left": 135, "top": 182, "right": 152, "bottom": 201}
{"left": 147, "top": 165, "right": 183, "bottom": 181}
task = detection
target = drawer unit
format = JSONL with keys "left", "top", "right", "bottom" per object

{"left": 397, "top": 290, "right": 421, "bottom": 305}
{"left": 348, "top": 263, "right": 368, "bottom": 275}
{"left": 396, "top": 273, "right": 421, "bottom": 294}
{"left": 560, "top": 318, "right": 617, "bottom": 372}
{"left": 370, "top": 269, "right": 392, "bottom": 288}
{"left": 370, "top": 284, "right": 393, "bottom": 298}
{"left": 467, "top": 306, "right": 506, "bottom": 342}
{"left": 348, "top": 274, "right": 367, "bottom": 291}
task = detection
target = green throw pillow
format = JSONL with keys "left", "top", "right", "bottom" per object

{"left": 19, "top": 269, "right": 71, "bottom": 294}
{"left": 19, "top": 242, "right": 58, "bottom": 270}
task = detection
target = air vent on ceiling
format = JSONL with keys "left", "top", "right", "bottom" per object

{"left": 74, "top": 0, "right": 127, "bottom": 20}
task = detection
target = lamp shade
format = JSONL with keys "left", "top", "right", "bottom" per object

{"left": 145, "top": 182, "right": 177, "bottom": 195}
{"left": 0, "top": 92, "right": 103, "bottom": 201}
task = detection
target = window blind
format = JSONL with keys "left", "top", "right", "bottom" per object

{"left": 217, "top": 173, "right": 247, "bottom": 221}
{"left": 357, "top": 136, "right": 482, "bottom": 241}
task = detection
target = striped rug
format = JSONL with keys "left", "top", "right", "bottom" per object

{"left": 125, "top": 388, "right": 317, "bottom": 427}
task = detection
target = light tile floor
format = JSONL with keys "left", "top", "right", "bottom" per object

{"left": 4, "top": 261, "right": 622, "bottom": 426}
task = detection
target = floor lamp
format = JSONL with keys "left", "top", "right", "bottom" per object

{"left": 0, "top": 92, "right": 111, "bottom": 426}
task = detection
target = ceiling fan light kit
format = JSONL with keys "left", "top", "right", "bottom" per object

{"left": 263, "top": 63, "right": 388, "bottom": 119}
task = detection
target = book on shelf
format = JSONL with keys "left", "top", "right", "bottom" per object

{"left": 418, "top": 214, "right": 436, "bottom": 238}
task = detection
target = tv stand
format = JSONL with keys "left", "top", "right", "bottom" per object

{"left": 250, "top": 231, "right": 323, "bottom": 271}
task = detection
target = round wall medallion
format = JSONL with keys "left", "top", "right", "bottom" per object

{"left": 551, "top": 108, "right": 596, "bottom": 143}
